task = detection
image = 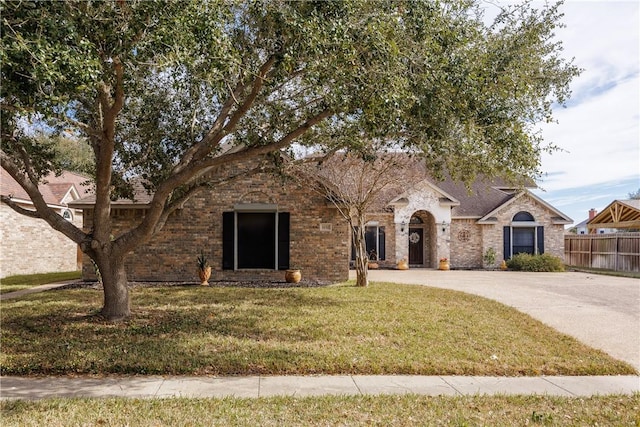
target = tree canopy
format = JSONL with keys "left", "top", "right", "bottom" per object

{"left": 1, "top": 0, "right": 579, "bottom": 319}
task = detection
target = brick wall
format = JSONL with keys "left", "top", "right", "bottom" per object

{"left": 448, "top": 193, "right": 566, "bottom": 269}
{"left": 82, "top": 170, "right": 349, "bottom": 283}
{"left": 1, "top": 204, "right": 82, "bottom": 278}
{"left": 492, "top": 193, "right": 566, "bottom": 260}
{"left": 432, "top": 193, "right": 566, "bottom": 270}
{"left": 450, "top": 219, "right": 484, "bottom": 268}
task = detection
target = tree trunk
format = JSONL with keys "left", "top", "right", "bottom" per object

{"left": 352, "top": 225, "right": 369, "bottom": 287}
{"left": 95, "top": 255, "right": 131, "bottom": 321}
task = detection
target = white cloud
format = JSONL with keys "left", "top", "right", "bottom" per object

{"left": 535, "top": 1, "right": 639, "bottom": 193}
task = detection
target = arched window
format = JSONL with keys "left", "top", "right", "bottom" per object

{"left": 504, "top": 211, "right": 543, "bottom": 258}
{"left": 513, "top": 211, "right": 534, "bottom": 222}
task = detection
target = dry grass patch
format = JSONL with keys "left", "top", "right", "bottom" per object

{"left": 0, "top": 282, "right": 635, "bottom": 376}
{"left": 2, "top": 394, "right": 639, "bottom": 426}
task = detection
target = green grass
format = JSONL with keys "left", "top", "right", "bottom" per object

{"left": 0, "top": 271, "right": 81, "bottom": 295}
{"left": 1, "top": 281, "right": 635, "bottom": 376}
{"left": 568, "top": 267, "right": 640, "bottom": 279}
{"left": 2, "top": 394, "right": 639, "bottom": 426}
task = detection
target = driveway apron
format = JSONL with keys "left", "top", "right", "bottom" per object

{"left": 361, "top": 270, "right": 640, "bottom": 372}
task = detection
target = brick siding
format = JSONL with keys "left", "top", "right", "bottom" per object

{"left": 82, "top": 170, "right": 349, "bottom": 283}
{"left": 1, "top": 204, "right": 82, "bottom": 278}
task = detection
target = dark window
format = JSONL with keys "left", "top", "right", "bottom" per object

{"left": 365, "top": 226, "right": 385, "bottom": 261}
{"left": 222, "top": 212, "right": 289, "bottom": 270}
{"left": 351, "top": 225, "right": 386, "bottom": 261}
{"left": 512, "top": 227, "right": 535, "bottom": 255}
{"left": 237, "top": 212, "right": 275, "bottom": 268}
{"left": 513, "top": 211, "right": 535, "bottom": 221}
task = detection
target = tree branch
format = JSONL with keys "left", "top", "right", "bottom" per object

{"left": 0, "top": 150, "right": 88, "bottom": 244}
{"left": 0, "top": 195, "right": 42, "bottom": 218}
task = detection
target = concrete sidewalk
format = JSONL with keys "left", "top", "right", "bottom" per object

{"left": 1, "top": 375, "right": 639, "bottom": 400}
{"left": 0, "top": 281, "right": 76, "bottom": 301}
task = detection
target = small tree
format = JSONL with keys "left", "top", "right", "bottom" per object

{"left": 293, "top": 150, "right": 423, "bottom": 287}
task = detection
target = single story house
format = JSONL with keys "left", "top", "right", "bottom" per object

{"left": 0, "top": 167, "right": 90, "bottom": 278}
{"left": 69, "top": 155, "right": 572, "bottom": 283}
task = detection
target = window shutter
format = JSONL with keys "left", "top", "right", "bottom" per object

{"left": 278, "top": 212, "right": 290, "bottom": 270}
{"left": 222, "top": 212, "right": 234, "bottom": 270}
{"left": 503, "top": 226, "right": 511, "bottom": 260}
{"left": 379, "top": 226, "right": 386, "bottom": 260}
{"left": 536, "top": 226, "right": 545, "bottom": 254}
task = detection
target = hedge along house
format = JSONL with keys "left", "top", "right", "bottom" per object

{"left": 362, "top": 174, "right": 573, "bottom": 270}
{"left": 69, "top": 158, "right": 350, "bottom": 284}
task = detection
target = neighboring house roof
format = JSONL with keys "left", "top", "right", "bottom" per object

{"left": 574, "top": 218, "right": 589, "bottom": 229}
{"left": 1, "top": 167, "right": 92, "bottom": 207}
{"left": 68, "top": 178, "right": 153, "bottom": 209}
{"left": 587, "top": 199, "right": 640, "bottom": 230}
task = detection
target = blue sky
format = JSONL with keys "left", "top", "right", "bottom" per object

{"left": 519, "top": 1, "right": 640, "bottom": 225}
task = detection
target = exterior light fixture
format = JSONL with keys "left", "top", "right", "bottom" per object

{"left": 401, "top": 220, "right": 406, "bottom": 233}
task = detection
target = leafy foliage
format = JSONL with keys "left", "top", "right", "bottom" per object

{"left": 506, "top": 253, "right": 565, "bottom": 272}
{"left": 0, "top": 0, "right": 580, "bottom": 319}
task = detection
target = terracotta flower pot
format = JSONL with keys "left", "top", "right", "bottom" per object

{"left": 397, "top": 259, "right": 409, "bottom": 270}
{"left": 438, "top": 260, "right": 450, "bottom": 271}
{"left": 285, "top": 269, "right": 302, "bottom": 284}
{"left": 198, "top": 266, "right": 212, "bottom": 286}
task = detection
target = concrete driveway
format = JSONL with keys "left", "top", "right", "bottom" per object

{"left": 358, "top": 269, "right": 640, "bottom": 372}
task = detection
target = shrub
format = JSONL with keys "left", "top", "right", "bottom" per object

{"left": 506, "top": 253, "right": 565, "bottom": 272}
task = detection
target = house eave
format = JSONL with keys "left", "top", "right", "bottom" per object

{"left": 67, "top": 201, "right": 150, "bottom": 210}
{"left": 438, "top": 197, "right": 460, "bottom": 207}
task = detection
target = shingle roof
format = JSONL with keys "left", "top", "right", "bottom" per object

{"left": 430, "top": 178, "right": 518, "bottom": 218}
{"left": 1, "top": 168, "right": 92, "bottom": 206}
{"left": 60, "top": 152, "right": 555, "bottom": 221}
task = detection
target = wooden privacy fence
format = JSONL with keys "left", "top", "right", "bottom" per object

{"left": 564, "top": 233, "right": 640, "bottom": 272}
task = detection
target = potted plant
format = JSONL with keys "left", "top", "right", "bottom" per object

{"left": 197, "top": 251, "right": 212, "bottom": 286}
{"left": 397, "top": 258, "right": 409, "bottom": 270}
{"left": 367, "top": 250, "right": 379, "bottom": 269}
{"left": 438, "top": 257, "right": 450, "bottom": 271}
{"left": 285, "top": 268, "right": 302, "bottom": 284}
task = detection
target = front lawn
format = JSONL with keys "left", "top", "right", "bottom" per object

{"left": 0, "top": 281, "right": 634, "bottom": 376}
{"left": 2, "top": 394, "right": 639, "bottom": 426}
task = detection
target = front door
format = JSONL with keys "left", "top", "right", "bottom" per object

{"left": 408, "top": 228, "right": 424, "bottom": 266}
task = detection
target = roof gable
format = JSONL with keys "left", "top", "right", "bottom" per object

{"left": 1, "top": 167, "right": 91, "bottom": 207}
{"left": 587, "top": 199, "right": 640, "bottom": 229}
{"left": 477, "top": 190, "right": 572, "bottom": 224}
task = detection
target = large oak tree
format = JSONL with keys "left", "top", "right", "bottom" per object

{"left": 1, "top": 0, "right": 578, "bottom": 320}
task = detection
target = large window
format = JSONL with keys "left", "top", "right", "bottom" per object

{"left": 512, "top": 227, "right": 535, "bottom": 255}
{"left": 351, "top": 224, "right": 385, "bottom": 261}
{"left": 223, "top": 211, "right": 290, "bottom": 270}
{"left": 503, "top": 211, "right": 544, "bottom": 259}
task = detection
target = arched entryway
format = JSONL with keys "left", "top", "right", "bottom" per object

{"left": 408, "top": 211, "right": 436, "bottom": 268}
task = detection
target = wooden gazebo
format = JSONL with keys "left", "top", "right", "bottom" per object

{"left": 587, "top": 199, "right": 640, "bottom": 232}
